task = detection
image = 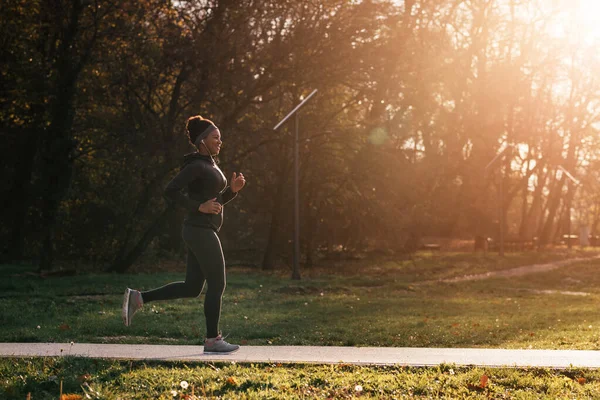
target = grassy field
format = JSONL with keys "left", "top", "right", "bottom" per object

{"left": 2, "top": 250, "right": 600, "bottom": 349}
{"left": 2, "top": 249, "right": 600, "bottom": 398}
{"left": 2, "top": 357, "right": 600, "bottom": 399}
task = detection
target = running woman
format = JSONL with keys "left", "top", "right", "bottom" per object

{"left": 122, "top": 115, "right": 246, "bottom": 354}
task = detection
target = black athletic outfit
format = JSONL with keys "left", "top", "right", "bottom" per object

{"left": 141, "top": 153, "right": 237, "bottom": 338}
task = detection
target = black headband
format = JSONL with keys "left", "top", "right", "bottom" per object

{"left": 194, "top": 125, "right": 218, "bottom": 148}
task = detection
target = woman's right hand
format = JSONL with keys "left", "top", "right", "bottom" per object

{"left": 198, "top": 198, "right": 222, "bottom": 214}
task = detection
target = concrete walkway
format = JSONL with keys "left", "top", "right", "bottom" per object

{"left": 1, "top": 343, "right": 599, "bottom": 368}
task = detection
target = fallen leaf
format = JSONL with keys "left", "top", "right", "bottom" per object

{"left": 226, "top": 377, "right": 237, "bottom": 385}
{"left": 480, "top": 374, "right": 488, "bottom": 388}
{"left": 60, "top": 395, "right": 83, "bottom": 400}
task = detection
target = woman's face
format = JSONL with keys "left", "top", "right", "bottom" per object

{"left": 202, "top": 129, "right": 222, "bottom": 155}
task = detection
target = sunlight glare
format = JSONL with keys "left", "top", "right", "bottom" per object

{"left": 548, "top": 0, "right": 600, "bottom": 44}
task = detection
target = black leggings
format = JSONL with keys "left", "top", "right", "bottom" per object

{"left": 141, "top": 225, "right": 226, "bottom": 338}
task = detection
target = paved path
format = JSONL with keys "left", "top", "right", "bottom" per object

{"left": 436, "top": 255, "right": 600, "bottom": 284}
{"left": 1, "top": 343, "right": 599, "bottom": 368}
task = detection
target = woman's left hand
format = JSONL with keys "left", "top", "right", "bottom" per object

{"left": 231, "top": 172, "right": 246, "bottom": 193}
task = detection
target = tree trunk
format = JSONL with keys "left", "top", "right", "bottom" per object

{"left": 111, "top": 171, "right": 171, "bottom": 267}
{"left": 107, "top": 208, "right": 174, "bottom": 273}
{"left": 303, "top": 206, "right": 320, "bottom": 269}
{"left": 539, "top": 137, "right": 579, "bottom": 246}
{"left": 39, "top": 138, "right": 76, "bottom": 271}
{"left": 262, "top": 158, "right": 290, "bottom": 270}
{"left": 38, "top": 0, "right": 94, "bottom": 271}
{"left": 5, "top": 128, "right": 39, "bottom": 261}
{"left": 522, "top": 171, "right": 545, "bottom": 241}
{"left": 538, "top": 176, "right": 565, "bottom": 246}
{"left": 517, "top": 147, "right": 535, "bottom": 240}
{"left": 517, "top": 173, "right": 530, "bottom": 240}
{"left": 590, "top": 199, "right": 600, "bottom": 238}
{"left": 262, "top": 190, "right": 284, "bottom": 270}
{"left": 560, "top": 181, "right": 577, "bottom": 244}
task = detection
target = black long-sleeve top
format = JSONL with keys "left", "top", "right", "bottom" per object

{"left": 164, "top": 152, "right": 237, "bottom": 232}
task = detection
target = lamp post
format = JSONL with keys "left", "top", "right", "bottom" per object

{"left": 485, "top": 144, "right": 514, "bottom": 257}
{"left": 273, "top": 89, "right": 318, "bottom": 280}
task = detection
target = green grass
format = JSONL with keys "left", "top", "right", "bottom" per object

{"left": 2, "top": 357, "right": 600, "bottom": 399}
{"left": 1, "top": 250, "right": 600, "bottom": 349}
{"left": 2, "top": 250, "right": 600, "bottom": 398}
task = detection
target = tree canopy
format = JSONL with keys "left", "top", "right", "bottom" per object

{"left": 2, "top": 0, "right": 600, "bottom": 272}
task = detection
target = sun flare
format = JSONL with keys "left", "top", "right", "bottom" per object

{"left": 549, "top": 0, "right": 600, "bottom": 43}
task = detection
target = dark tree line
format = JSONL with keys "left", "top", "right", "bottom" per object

{"left": 2, "top": 0, "right": 600, "bottom": 273}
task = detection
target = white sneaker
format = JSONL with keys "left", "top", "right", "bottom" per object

{"left": 204, "top": 334, "right": 240, "bottom": 354}
{"left": 122, "top": 288, "right": 143, "bottom": 327}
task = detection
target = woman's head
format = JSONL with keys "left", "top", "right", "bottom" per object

{"left": 186, "top": 115, "right": 222, "bottom": 156}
